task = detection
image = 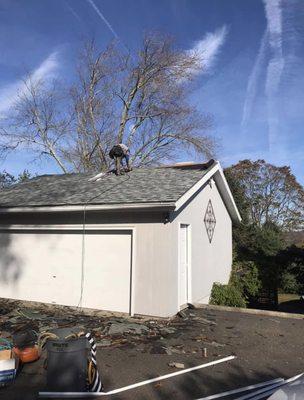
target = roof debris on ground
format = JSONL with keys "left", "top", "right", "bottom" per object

{"left": 1, "top": 299, "right": 304, "bottom": 399}
{"left": 0, "top": 300, "right": 225, "bottom": 355}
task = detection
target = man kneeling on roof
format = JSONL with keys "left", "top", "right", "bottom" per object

{"left": 109, "top": 143, "right": 132, "bottom": 175}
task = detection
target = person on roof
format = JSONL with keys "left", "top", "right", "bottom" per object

{"left": 109, "top": 143, "right": 132, "bottom": 175}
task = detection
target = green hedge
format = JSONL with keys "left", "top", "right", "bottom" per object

{"left": 280, "top": 272, "right": 300, "bottom": 294}
{"left": 230, "top": 261, "right": 261, "bottom": 301}
{"left": 210, "top": 282, "right": 246, "bottom": 308}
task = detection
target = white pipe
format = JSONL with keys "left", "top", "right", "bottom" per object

{"left": 243, "top": 373, "right": 304, "bottom": 400}
{"left": 243, "top": 388, "right": 280, "bottom": 400}
{"left": 234, "top": 373, "right": 303, "bottom": 400}
{"left": 88, "top": 172, "right": 105, "bottom": 182}
{"left": 248, "top": 375, "right": 304, "bottom": 400}
{"left": 196, "top": 377, "right": 284, "bottom": 399}
{"left": 39, "top": 355, "right": 235, "bottom": 398}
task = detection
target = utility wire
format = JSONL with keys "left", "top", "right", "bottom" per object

{"left": 77, "top": 172, "right": 131, "bottom": 309}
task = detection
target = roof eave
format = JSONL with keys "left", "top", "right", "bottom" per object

{"left": 175, "top": 161, "right": 242, "bottom": 224}
{"left": 0, "top": 202, "right": 176, "bottom": 214}
{"left": 213, "top": 166, "right": 242, "bottom": 224}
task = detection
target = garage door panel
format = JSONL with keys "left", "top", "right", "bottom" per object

{"left": 0, "top": 230, "right": 132, "bottom": 313}
{"left": 83, "top": 233, "right": 132, "bottom": 312}
{"left": 0, "top": 232, "right": 83, "bottom": 306}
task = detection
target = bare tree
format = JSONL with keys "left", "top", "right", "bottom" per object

{"left": 66, "top": 41, "right": 118, "bottom": 172}
{"left": 115, "top": 34, "right": 214, "bottom": 163}
{"left": 1, "top": 33, "right": 215, "bottom": 172}
{"left": 70, "top": 34, "right": 214, "bottom": 171}
{"left": 0, "top": 76, "right": 70, "bottom": 173}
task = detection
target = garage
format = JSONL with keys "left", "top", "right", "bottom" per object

{"left": 0, "top": 161, "right": 241, "bottom": 317}
{"left": 0, "top": 229, "right": 133, "bottom": 314}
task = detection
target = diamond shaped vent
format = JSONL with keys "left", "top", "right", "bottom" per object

{"left": 204, "top": 200, "right": 216, "bottom": 243}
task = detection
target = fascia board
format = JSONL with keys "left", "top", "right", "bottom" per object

{"left": 175, "top": 162, "right": 241, "bottom": 224}
{"left": 175, "top": 163, "right": 220, "bottom": 211}
{"left": 213, "top": 167, "right": 242, "bottom": 223}
{"left": 0, "top": 202, "right": 176, "bottom": 213}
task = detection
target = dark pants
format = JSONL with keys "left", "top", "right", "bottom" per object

{"left": 115, "top": 154, "right": 131, "bottom": 175}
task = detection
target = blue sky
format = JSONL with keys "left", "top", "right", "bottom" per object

{"left": 0, "top": 0, "right": 303, "bottom": 183}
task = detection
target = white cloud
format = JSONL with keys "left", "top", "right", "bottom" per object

{"left": 187, "top": 25, "right": 228, "bottom": 75}
{"left": 30, "top": 51, "right": 59, "bottom": 82}
{"left": 0, "top": 51, "right": 59, "bottom": 118}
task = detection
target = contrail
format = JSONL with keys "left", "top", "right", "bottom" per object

{"left": 65, "top": 1, "right": 83, "bottom": 25}
{"left": 241, "top": 30, "right": 268, "bottom": 129}
{"left": 264, "top": 0, "right": 284, "bottom": 150}
{"left": 86, "top": 0, "right": 119, "bottom": 39}
{"left": 241, "top": 0, "right": 285, "bottom": 151}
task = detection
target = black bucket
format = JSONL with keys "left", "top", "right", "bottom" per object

{"left": 46, "top": 336, "right": 88, "bottom": 392}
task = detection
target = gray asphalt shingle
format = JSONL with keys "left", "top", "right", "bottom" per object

{"left": 0, "top": 164, "right": 214, "bottom": 208}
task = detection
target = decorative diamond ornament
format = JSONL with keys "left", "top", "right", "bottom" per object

{"left": 204, "top": 200, "right": 216, "bottom": 243}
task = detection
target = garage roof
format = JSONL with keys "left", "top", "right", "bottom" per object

{"left": 0, "top": 160, "right": 241, "bottom": 222}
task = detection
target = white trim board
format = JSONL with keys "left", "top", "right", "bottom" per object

{"left": 213, "top": 166, "right": 242, "bottom": 223}
{"left": 0, "top": 202, "right": 175, "bottom": 213}
{"left": 0, "top": 224, "right": 136, "bottom": 231}
{"left": 178, "top": 222, "right": 192, "bottom": 309}
{"left": 175, "top": 162, "right": 241, "bottom": 223}
{"left": 175, "top": 163, "right": 220, "bottom": 211}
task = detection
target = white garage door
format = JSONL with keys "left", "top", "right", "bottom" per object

{"left": 0, "top": 230, "right": 132, "bottom": 313}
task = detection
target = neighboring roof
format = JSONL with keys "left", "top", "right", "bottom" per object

{"left": 0, "top": 160, "right": 241, "bottom": 222}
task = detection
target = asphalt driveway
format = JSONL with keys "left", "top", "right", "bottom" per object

{"left": 1, "top": 301, "right": 303, "bottom": 400}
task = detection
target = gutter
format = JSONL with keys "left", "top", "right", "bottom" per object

{"left": 0, "top": 202, "right": 176, "bottom": 214}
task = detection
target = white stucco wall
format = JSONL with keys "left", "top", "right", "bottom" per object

{"left": 171, "top": 179, "right": 233, "bottom": 305}
{"left": 0, "top": 177, "right": 233, "bottom": 318}
{"left": 0, "top": 211, "right": 177, "bottom": 318}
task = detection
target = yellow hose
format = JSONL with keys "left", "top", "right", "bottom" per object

{"left": 88, "top": 360, "right": 97, "bottom": 385}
